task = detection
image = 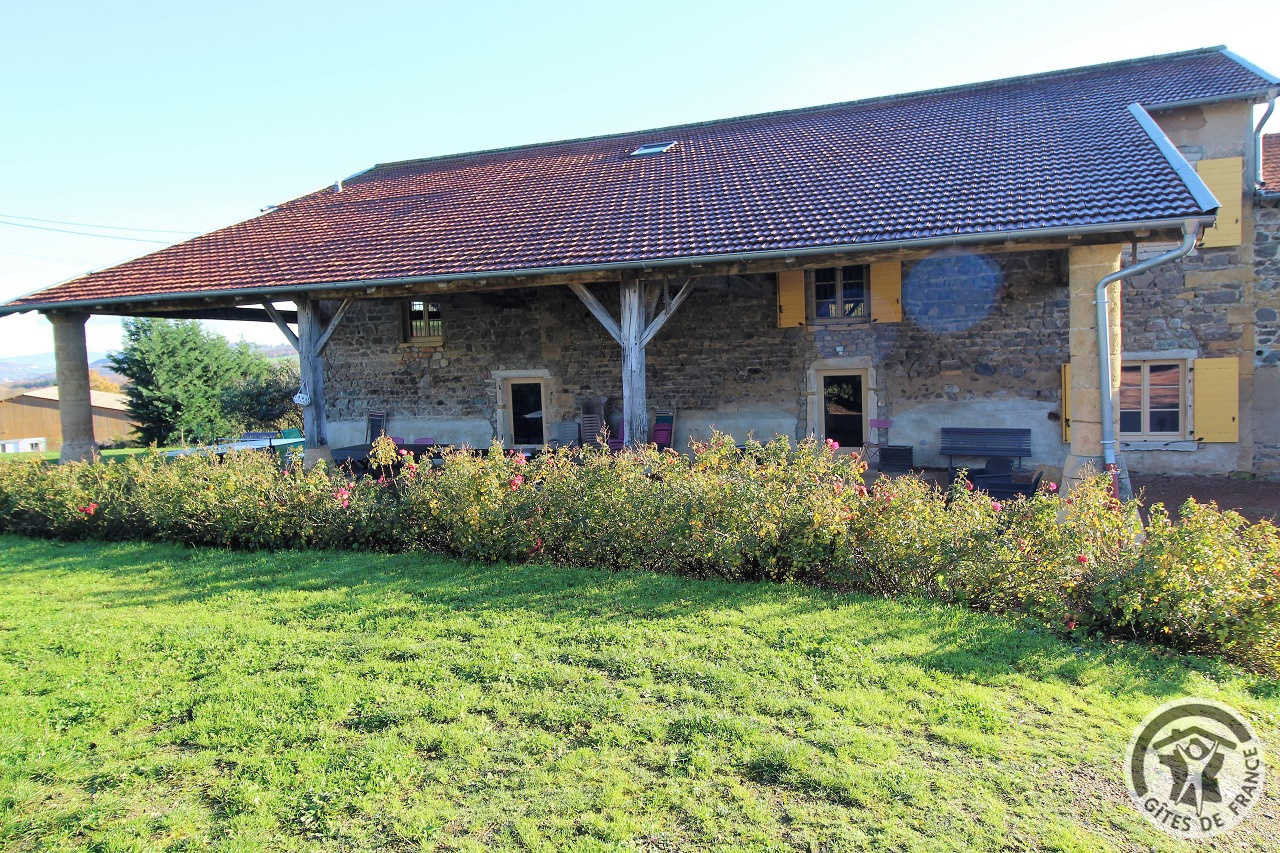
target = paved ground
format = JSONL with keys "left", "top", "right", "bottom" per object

{"left": 899, "top": 468, "right": 1278, "bottom": 524}
{"left": 1129, "top": 473, "right": 1279, "bottom": 523}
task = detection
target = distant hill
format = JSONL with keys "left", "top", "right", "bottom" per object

{"left": 0, "top": 352, "right": 108, "bottom": 384}
{"left": 0, "top": 342, "right": 292, "bottom": 389}
{"left": 255, "top": 343, "right": 299, "bottom": 361}
{"left": 89, "top": 360, "right": 128, "bottom": 386}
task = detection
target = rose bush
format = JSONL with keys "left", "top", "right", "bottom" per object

{"left": 0, "top": 433, "right": 1275, "bottom": 672}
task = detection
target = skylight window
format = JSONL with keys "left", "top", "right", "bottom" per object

{"left": 630, "top": 141, "right": 677, "bottom": 157}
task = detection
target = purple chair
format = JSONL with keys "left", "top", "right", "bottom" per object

{"left": 651, "top": 411, "right": 675, "bottom": 449}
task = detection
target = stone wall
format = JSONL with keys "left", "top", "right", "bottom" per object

{"left": 1253, "top": 196, "right": 1280, "bottom": 476}
{"left": 1118, "top": 241, "right": 1253, "bottom": 476}
{"left": 1107, "top": 99, "right": 1264, "bottom": 477}
{"left": 321, "top": 277, "right": 811, "bottom": 449}
{"left": 855, "top": 250, "right": 1068, "bottom": 468}
{"left": 320, "top": 250, "right": 1072, "bottom": 469}
{"left": 319, "top": 229, "right": 1269, "bottom": 477}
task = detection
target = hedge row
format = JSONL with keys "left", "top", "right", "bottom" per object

{"left": 0, "top": 434, "right": 1276, "bottom": 673}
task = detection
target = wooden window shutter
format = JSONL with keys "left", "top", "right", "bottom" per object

{"left": 869, "top": 261, "right": 902, "bottom": 323}
{"left": 776, "top": 270, "right": 805, "bottom": 327}
{"left": 1060, "top": 362, "right": 1070, "bottom": 444}
{"left": 1196, "top": 157, "right": 1243, "bottom": 248}
{"left": 1191, "top": 357, "right": 1238, "bottom": 442}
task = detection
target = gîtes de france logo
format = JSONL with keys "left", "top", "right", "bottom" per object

{"left": 1125, "top": 697, "right": 1266, "bottom": 840}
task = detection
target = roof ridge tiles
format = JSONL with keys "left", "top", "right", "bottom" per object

{"left": 4, "top": 46, "right": 1275, "bottom": 312}
{"left": 360, "top": 46, "right": 1262, "bottom": 179}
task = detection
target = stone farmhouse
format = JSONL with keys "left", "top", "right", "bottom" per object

{"left": 3, "top": 47, "right": 1278, "bottom": 488}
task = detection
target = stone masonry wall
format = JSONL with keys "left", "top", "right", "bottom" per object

{"left": 1119, "top": 241, "right": 1253, "bottom": 476}
{"left": 319, "top": 234, "right": 1266, "bottom": 477}
{"left": 1117, "top": 98, "right": 1263, "bottom": 477}
{"left": 320, "top": 250, "right": 1072, "bottom": 469}
{"left": 840, "top": 250, "right": 1068, "bottom": 468}
{"left": 1253, "top": 196, "right": 1280, "bottom": 476}
{"left": 321, "top": 277, "right": 811, "bottom": 449}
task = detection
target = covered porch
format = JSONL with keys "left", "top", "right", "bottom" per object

{"left": 33, "top": 231, "right": 1201, "bottom": 498}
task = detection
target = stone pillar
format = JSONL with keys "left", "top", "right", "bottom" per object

{"left": 1063, "top": 244, "right": 1130, "bottom": 496}
{"left": 47, "top": 312, "right": 98, "bottom": 463}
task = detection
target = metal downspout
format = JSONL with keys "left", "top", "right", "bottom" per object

{"left": 1256, "top": 97, "right": 1276, "bottom": 191}
{"left": 1095, "top": 221, "right": 1201, "bottom": 491}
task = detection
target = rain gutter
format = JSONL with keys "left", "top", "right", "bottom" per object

{"left": 1094, "top": 222, "right": 1201, "bottom": 488}
{"left": 1254, "top": 96, "right": 1276, "bottom": 192}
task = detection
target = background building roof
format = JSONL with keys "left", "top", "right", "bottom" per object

{"left": 1263, "top": 133, "right": 1280, "bottom": 193}
{"left": 3, "top": 386, "right": 131, "bottom": 412}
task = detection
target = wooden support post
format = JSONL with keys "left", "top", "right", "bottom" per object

{"left": 567, "top": 283, "right": 621, "bottom": 343}
{"left": 569, "top": 276, "right": 695, "bottom": 447}
{"left": 296, "top": 298, "right": 327, "bottom": 450}
{"left": 263, "top": 302, "right": 299, "bottom": 350}
{"left": 619, "top": 274, "right": 647, "bottom": 446}
{"left": 268, "top": 296, "right": 352, "bottom": 455}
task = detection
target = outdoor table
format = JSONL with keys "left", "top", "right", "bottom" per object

{"left": 166, "top": 435, "right": 305, "bottom": 460}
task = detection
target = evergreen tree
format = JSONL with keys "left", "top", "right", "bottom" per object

{"left": 109, "top": 318, "right": 273, "bottom": 445}
{"left": 220, "top": 360, "right": 303, "bottom": 433}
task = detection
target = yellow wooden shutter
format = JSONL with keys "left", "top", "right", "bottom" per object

{"left": 869, "top": 261, "right": 902, "bottom": 323}
{"left": 776, "top": 270, "right": 805, "bottom": 328}
{"left": 1196, "top": 157, "right": 1243, "bottom": 248}
{"left": 1060, "top": 362, "right": 1071, "bottom": 443}
{"left": 1192, "top": 357, "right": 1239, "bottom": 442}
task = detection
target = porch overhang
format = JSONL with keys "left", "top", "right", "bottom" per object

{"left": 1, "top": 217, "right": 1206, "bottom": 319}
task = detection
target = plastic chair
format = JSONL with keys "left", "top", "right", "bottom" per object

{"left": 652, "top": 410, "right": 675, "bottom": 449}
{"left": 366, "top": 410, "right": 387, "bottom": 443}
{"left": 552, "top": 422, "right": 580, "bottom": 447}
{"left": 580, "top": 414, "right": 605, "bottom": 445}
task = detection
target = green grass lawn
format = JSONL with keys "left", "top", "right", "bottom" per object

{"left": 0, "top": 537, "right": 1276, "bottom": 851}
{"left": 0, "top": 447, "right": 167, "bottom": 464}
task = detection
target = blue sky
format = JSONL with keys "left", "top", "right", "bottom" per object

{"left": 0, "top": 0, "right": 1274, "bottom": 358}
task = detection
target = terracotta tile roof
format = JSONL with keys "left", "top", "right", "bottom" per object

{"left": 1264, "top": 133, "right": 1280, "bottom": 192}
{"left": 6, "top": 46, "right": 1277, "bottom": 311}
